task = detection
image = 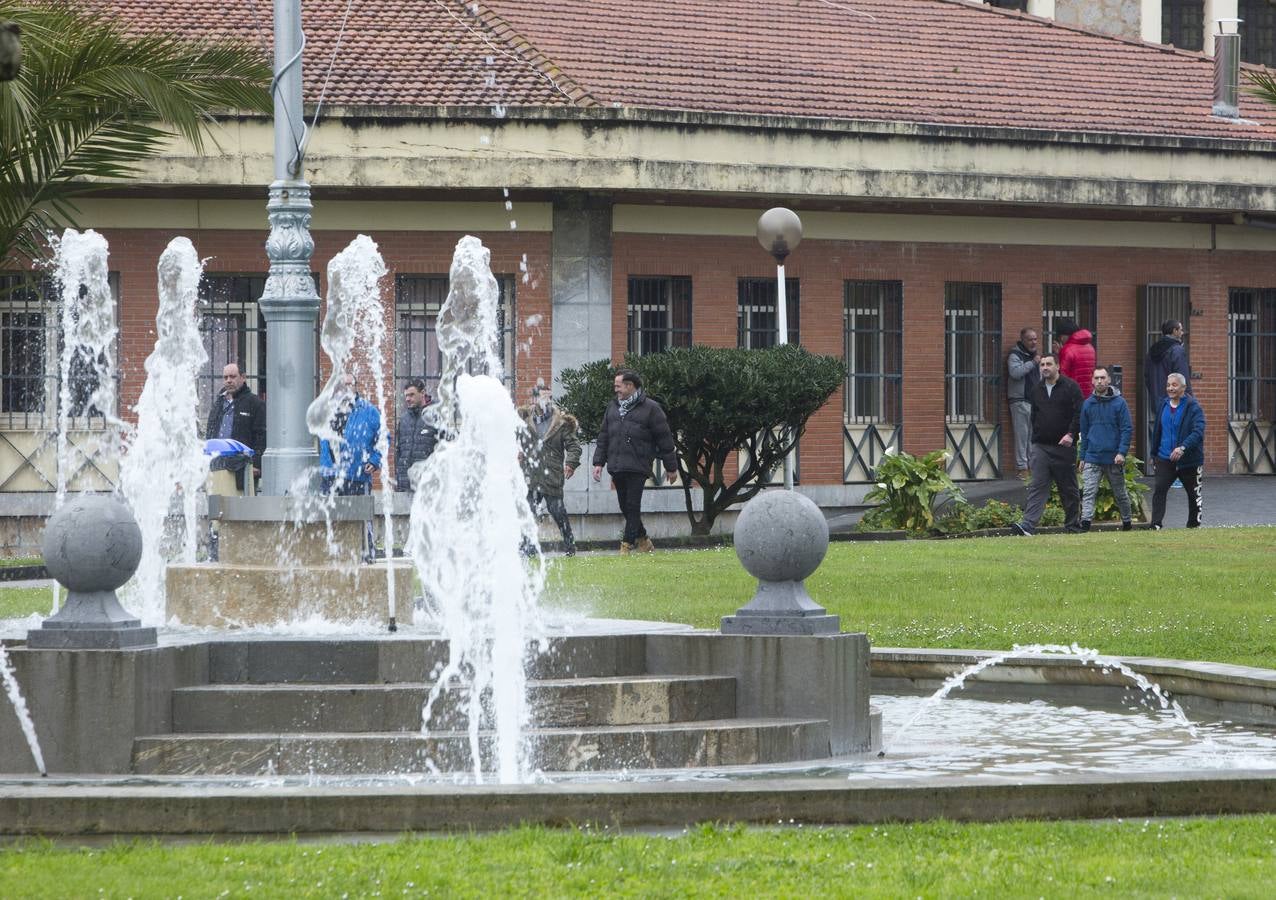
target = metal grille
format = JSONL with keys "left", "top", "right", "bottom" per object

{"left": 843, "top": 281, "right": 902, "bottom": 482}
{"left": 1042, "top": 283, "right": 1098, "bottom": 354}
{"left": 945, "top": 282, "right": 1002, "bottom": 480}
{"left": 0, "top": 272, "right": 120, "bottom": 431}
{"left": 1241, "top": 0, "right": 1276, "bottom": 67}
{"left": 394, "top": 274, "right": 516, "bottom": 397}
{"left": 627, "top": 276, "right": 692, "bottom": 355}
{"left": 986, "top": 0, "right": 1027, "bottom": 9}
{"left": 737, "top": 277, "right": 799, "bottom": 348}
{"left": 197, "top": 273, "right": 321, "bottom": 436}
{"left": 1162, "top": 0, "right": 1204, "bottom": 51}
{"left": 1228, "top": 287, "right": 1276, "bottom": 473}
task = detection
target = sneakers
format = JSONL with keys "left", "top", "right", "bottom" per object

{"left": 635, "top": 536, "right": 656, "bottom": 553}
{"left": 1080, "top": 520, "right": 1092, "bottom": 533}
{"left": 1151, "top": 523, "right": 1162, "bottom": 531}
{"left": 1121, "top": 520, "right": 1133, "bottom": 531}
{"left": 1009, "top": 522, "right": 1033, "bottom": 537}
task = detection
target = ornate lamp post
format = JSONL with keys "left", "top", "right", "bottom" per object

{"left": 258, "top": 0, "right": 320, "bottom": 495}
{"left": 756, "top": 207, "right": 802, "bottom": 490}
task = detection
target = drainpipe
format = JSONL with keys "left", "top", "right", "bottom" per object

{"left": 1213, "top": 18, "right": 1242, "bottom": 118}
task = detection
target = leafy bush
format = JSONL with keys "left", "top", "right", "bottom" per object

{"left": 1045, "top": 454, "right": 1148, "bottom": 522}
{"left": 968, "top": 499, "right": 1023, "bottom": 530}
{"left": 859, "top": 449, "right": 965, "bottom": 533}
{"left": 558, "top": 346, "right": 845, "bottom": 534}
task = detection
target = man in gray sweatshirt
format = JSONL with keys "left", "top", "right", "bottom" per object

{"left": 1006, "top": 327, "right": 1041, "bottom": 476}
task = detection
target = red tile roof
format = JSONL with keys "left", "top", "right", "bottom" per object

{"left": 84, "top": 0, "right": 1276, "bottom": 141}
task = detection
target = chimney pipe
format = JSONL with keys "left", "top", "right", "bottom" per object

{"left": 1213, "top": 19, "right": 1242, "bottom": 119}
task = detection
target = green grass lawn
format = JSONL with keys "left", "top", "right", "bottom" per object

{"left": 3, "top": 818, "right": 1276, "bottom": 898}
{"left": 545, "top": 527, "right": 1276, "bottom": 667}
{"left": 0, "top": 585, "right": 58, "bottom": 620}
{"left": 3, "top": 528, "right": 1275, "bottom": 891}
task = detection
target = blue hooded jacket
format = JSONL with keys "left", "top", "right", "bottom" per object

{"left": 1150, "top": 393, "right": 1205, "bottom": 469}
{"left": 319, "top": 396, "right": 383, "bottom": 484}
{"left": 1079, "top": 387, "right": 1132, "bottom": 465}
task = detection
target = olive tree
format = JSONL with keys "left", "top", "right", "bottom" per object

{"left": 559, "top": 345, "right": 845, "bottom": 535}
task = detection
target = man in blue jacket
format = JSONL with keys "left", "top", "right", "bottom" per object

{"left": 1078, "top": 366, "right": 1133, "bottom": 532}
{"left": 1149, "top": 372, "right": 1205, "bottom": 530}
{"left": 320, "top": 376, "right": 383, "bottom": 497}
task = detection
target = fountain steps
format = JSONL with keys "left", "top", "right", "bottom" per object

{"left": 170, "top": 676, "right": 738, "bottom": 731}
{"left": 131, "top": 718, "right": 832, "bottom": 775}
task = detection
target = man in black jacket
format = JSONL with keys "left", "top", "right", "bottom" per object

{"left": 1011, "top": 354, "right": 1084, "bottom": 536}
{"left": 205, "top": 362, "right": 266, "bottom": 495}
{"left": 591, "top": 369, "right": 678, "bottom": 554}
{"left": 1144, "top": 319, "right": 1191, "bottom": 407}
{"left": 394, "top": 378, "right": 438, "bottom": 491}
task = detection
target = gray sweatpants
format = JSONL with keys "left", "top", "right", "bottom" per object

{"left": 1080, "top": 462, "right": 1131, "bottom": 523}
{"left": 1010, "top": 400, "right": 1032, "bottom": 470}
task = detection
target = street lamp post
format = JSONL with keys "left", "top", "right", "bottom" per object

{"left": 258, "top": 0, "right": 320, "bottom": 495}
{"left": 756, "top": 207, "right": 803, "bottom": 490}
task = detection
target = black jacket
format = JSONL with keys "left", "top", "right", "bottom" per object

{"left": 204, "top": 383, "right": 266, "bottom": 488}
{"left": 394, "top": 404, "right": 439, "bottom": 491}
{"left": 591, "top": 394, "right": 678, "bottom": 476}
{"left": 1144, "top": 336, "right": 1191, "bottom": 403}
{"left": 1029, "top": 375, "right": 1083, "bottom": 448}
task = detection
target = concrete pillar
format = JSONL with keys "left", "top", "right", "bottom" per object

{"left": 1204, "top": 0, "right": 1240, "bottom": 57}
{"left": 1141, "top": 0, "right": 1162, "bottom": 44}
{"left": 1026, "top": 0, "right": 1055, "bottom": 19}
{"left": 551, "top": 194, "right": 613, "bottom": 507}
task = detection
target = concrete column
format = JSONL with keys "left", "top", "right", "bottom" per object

{"left": 1204, "top": 0, "right": 1240, "bottom": 56}
{"left": 1141, "top": 0, "right": 1161, "bottom": 44}
{"left": 1026, "top": 0, "right": 1055, "bottom": 19}
{"left": 551, "top": 194, "right": 613, "bottom": 508}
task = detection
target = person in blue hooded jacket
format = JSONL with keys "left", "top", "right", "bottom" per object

{"left": 1078, "top": 366, "right": 1133, "bottom": 532}
{"left": 319, "top": 376, "right": 383, "bottom": 496}
{"left": 1149, "top": 372, "right": 1205, "bottom": 530}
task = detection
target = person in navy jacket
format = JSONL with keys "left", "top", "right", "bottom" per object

{"left": 1149, "top": 372, "right": 1205, "bottom": 529}
{"left": 1078, "top": 366, "right": 1133, "bottom": 531}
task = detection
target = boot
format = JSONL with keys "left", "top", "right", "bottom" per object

{"left": 636, "top": 536, "right": 656, "bottom": 553}
{"left": 619, "top": 541, "right": 632, "bottom": 555}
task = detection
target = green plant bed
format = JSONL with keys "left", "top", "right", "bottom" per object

{"left": 4, "top": 818, "right": 1276, "bottom": 897}
{"left": 0, "top": 586, "right": 59, "bottom": 619}
{"left": 0, "top": 557, "right": 41, "bottom": 568}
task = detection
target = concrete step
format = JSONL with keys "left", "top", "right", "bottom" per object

{"left": 171, "top": 675, "right": 737, "bottom": 732}
{"left": 132, "top": 718, "right": 832, "bottom": 775}
{"left": 204, "top": 634, "right": 649, "bottom": 684}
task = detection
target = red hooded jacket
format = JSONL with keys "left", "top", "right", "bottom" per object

{"left": 1059, "top": 329, "right": 1096, "bottom": 398}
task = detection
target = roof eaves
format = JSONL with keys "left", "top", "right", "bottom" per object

{"left": 467, "top": 0, "right": 599, "bottom": 107}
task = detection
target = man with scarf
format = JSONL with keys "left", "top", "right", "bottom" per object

{"left": 518, "top": 380, "right": 582, "bottom": 555}
{"left": 591, "top": 369, "right": 678, "bottom": 554}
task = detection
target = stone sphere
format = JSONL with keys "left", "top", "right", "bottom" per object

{"left": 41, "top": 494, "right": 142, "bottom": 593}
{"left": 734, "top": 489, "right": 829, "bottom": 583}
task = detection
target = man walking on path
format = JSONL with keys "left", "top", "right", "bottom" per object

{"left": 319, "top": 375, "right": 382, "bottom": 497}
{"left": 1149, "top": 373, "right": 1205, "bottom": 530}
{"left": 1011, "top": 354, "right": 1084, "bottom": 536}
{"left": 1007, "top": 327, "right": 1041, "bottom": 477}
{"left": 205, "top": 362, "right": 266, "bottom": 497}
{"left": 591, "top": 370, "right": 679, "bottom": 554}
{"left": 1145, "top": 319, "right": 1191, "bottom": 407}
{"left": 1055, "top": 318, "right": 1096, "bottom": 398}
{"left": 1079, "top": 366, "right": 1133, "bottom": 532}
{"left": 518, "top": 380, "right": 582, "bottom": 555}
{"left": 394, "top": 378, "right": 438, "bottom": 492}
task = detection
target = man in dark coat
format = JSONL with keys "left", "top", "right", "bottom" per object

{"left": 1144, "top": 319, "right": 1191, "bottom": 407}
{"left": 591, "top": 369, "right": 678, "bottom": 554}
{"left": 394, "top": 378, "right": 438, "bottom": 491}
{"left": 518, "top": 381, "right": 582, "bottom": 555}
{"left": 205, "top": 362, "right": 266, "bottom": 494}
{"left": 1149, "top": 372, "right": 1205, "bottom": 530}
{"left": 1011, "top": 354, "right": 1084, "bottom": 536}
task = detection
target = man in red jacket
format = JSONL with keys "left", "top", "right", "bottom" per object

{"left": 1056, "top": 319, "right": 1096, "bottom": 398}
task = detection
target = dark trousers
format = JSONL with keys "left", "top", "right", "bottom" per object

{"left": 1151, "top": 458, "right": 1203, "bottom": 528}
{"left": 1021, "top": 442, "right": 1080, "bottom": 531}
{"left": 528, "top": 489, "right": 575, "bottom": 552}
{"left": 611, "top": 472, "right": 648, "bottom": 544}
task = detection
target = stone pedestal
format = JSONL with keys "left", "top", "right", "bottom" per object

{"left": 165, "top": 495, "right": 413, "bottom": 628}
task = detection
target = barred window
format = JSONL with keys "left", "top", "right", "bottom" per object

{"left": 945, "top": 283, "right": 1002, "bottom": 422}
{"left": 627, "top": 276, "right": 692, "bottom": 355}
{"left": 1228, "top": 288, "right": 1276, "bottom": 420}
{"left": 1241, "top": 0, "right": 1276, "bottom": 68}
{"left": 1163, "top": 0, "right": 1204, "bottom": 51}
{"left": 1042, "top": 283, "right": 1098, "bottom": 352}
{"left": 737, "top": 277, "right": 799, "bottom": 349}
{"left": 0, "top": 272, "right": 120, "bottom": 429}
{"left": 843, "top": 281, "right": 903, "bottom": 423}
{"left": 395, "top": 274, "right": 516, "bottom": 396}
{"left": 199, "top": 275, "right": 266, "bottom": 431}
{"left": 985, "top": 0, "right": 1027, "bottom": 9}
